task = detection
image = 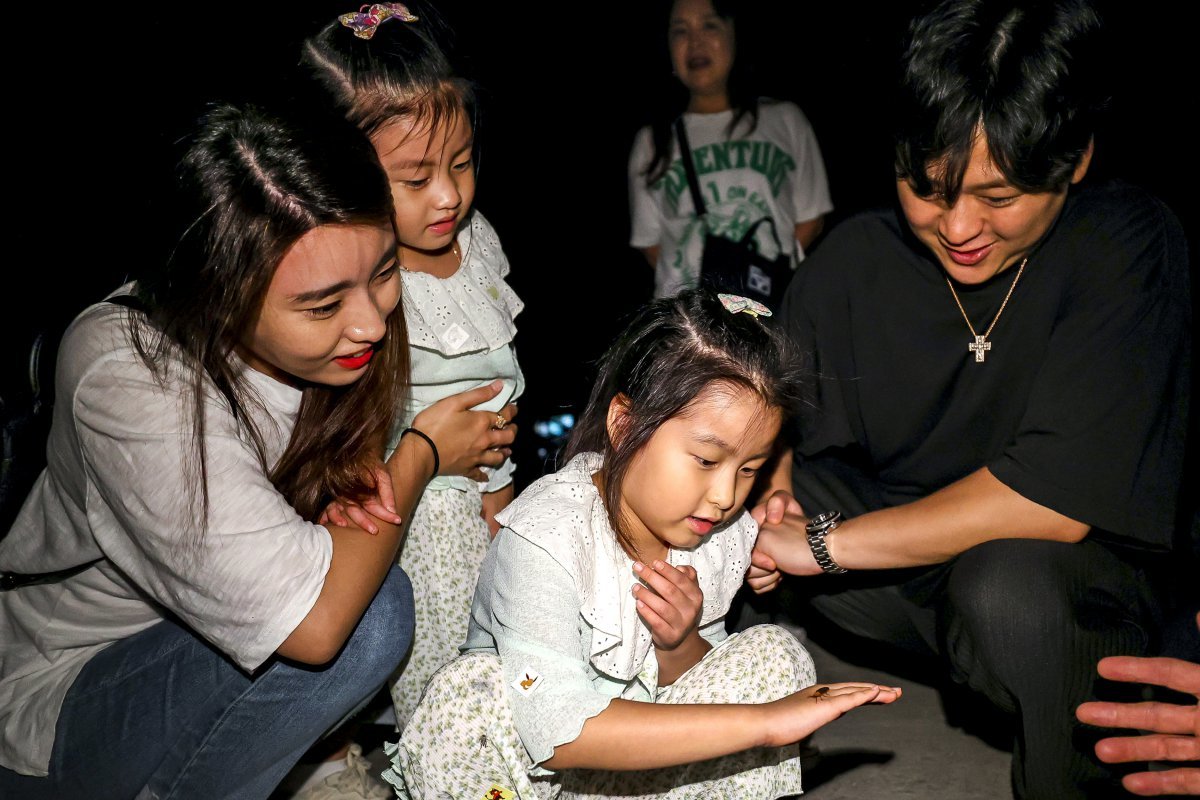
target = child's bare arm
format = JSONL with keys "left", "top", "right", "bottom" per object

{"left": 545, "top": 683, "right": 901, "bottom": 771}
{"left": 481, "top": 484, "right": 514, "bottom": 538}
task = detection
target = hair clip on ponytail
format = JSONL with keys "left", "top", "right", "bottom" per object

{"left": 339, "top": 3, "right": 419, "bottom": 40}
{"left": 718, "top": 293, "right": 773, "bottom": 319}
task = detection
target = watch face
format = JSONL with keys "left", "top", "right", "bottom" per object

{"left": 807, "top": 510, "right": 840, "bottom": 530}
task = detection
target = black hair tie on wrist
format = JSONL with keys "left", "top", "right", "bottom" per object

{"left": 401, "top": 427, "right": 439, "bottom": 481}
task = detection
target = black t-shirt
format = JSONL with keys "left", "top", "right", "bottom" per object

{"left": 781, "top": 181, "right": 1190, "bottom": 549}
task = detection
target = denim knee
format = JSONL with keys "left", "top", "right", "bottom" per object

{"left": 337, "top": 566, "right": 415, "bottom": 693}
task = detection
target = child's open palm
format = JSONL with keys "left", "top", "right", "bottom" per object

{"left": 763, "top": 683, "right": 904, "bottom": 746}
{"left": 632, "top": 560, "right": 704, "bottom": 651}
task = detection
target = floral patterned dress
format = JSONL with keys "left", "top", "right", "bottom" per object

{"left": 385, "top": 453, "right": 816, "bottom": 799}
{"left": 385, "top": 210, "right": 525, "bottom": 728}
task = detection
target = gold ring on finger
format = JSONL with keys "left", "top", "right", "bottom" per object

{"left": 493, "top": 413, "right": 508, "bottom": 430}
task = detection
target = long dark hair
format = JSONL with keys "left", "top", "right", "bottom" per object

{"left": 564, "top": 289, "right": 804, "bottom": 556}
{"left": 643, "top": 0, "right": 761, "bottom": 186}
{"left": 894, "top": 0, "right": 1104, "bottom": 201}
{"left": 301, "top": 1, "right": 477, "bottom": 150}
{"left": 130, "top": 103, "right": 406, "bottom": 531}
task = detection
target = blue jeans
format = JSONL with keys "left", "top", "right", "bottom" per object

{"left": 0, "top": 566, "right": 414, "bottom": 800}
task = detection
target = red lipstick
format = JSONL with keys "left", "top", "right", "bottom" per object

{"left": 334, "top": 348, "right": 374, "bottom": 370}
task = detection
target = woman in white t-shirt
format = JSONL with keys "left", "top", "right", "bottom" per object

{"left": 629, "top": 0, "right": 834, "bottom": 298}
{"left": 0, "top": 103, "right": 516, "bottom": 798}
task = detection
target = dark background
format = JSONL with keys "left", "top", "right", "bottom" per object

{"left": 7, "top": 0, "right": 1195, "bottom": 491}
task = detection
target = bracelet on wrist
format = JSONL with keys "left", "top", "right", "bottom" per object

{"left": 400, "top": 427, "right": 439, "bottom": 481}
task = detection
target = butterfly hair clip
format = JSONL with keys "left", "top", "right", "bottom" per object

{"left": 718, "top": 293, "right": 773, "bottom": 319}
{"left": 339, "top": 3, "right": 419, "bottom": 40}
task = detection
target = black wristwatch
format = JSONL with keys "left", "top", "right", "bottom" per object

{"left": 806, "top": 511, "right": 848, "bottom": 574}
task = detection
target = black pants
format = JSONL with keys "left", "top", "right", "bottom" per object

{"left": 792, "top": 463, "right": 1163, "bottom": 800}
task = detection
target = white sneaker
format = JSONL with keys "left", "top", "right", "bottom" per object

{"left": 289, "top": 744, "right": 392, "bottom": 800}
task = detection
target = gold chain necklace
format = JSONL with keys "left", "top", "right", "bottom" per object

{"left": 945, "top": 257, "right": 1027, "bottom": 363}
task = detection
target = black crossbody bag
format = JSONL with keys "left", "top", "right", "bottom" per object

{"left": 1, "top": 294, "right": 147, "bottom": 591}
{"left": 674, "top": 118, "right": 792, "bottom": 309}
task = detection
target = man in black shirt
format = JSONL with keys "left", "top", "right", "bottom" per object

{"left": 749, "top": 1, "right": 1191, "bottom": 798}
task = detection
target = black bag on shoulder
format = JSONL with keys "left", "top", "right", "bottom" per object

{"left": 674, "top": 118, "right": 793, "bottom": 309}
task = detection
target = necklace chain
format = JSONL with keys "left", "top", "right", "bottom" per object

{"left": 944, "top": 257, "right": 1027, "bottom": 362}
{"left": 397, "top": 240, "right": 460, "bottom": 272}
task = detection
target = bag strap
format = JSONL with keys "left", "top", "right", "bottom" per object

{"left": 1, "top": 560, "right": 99, "bottom": 591}
{"left": 673, "top": 118, "right": 708, "bottom": 218}
{"left": 674, "top": 121, "right": 788, "bottom": 259}
{"left": 1, "top": 293, "right": 148, "bottom": 592}
{"left": 738, "top": 216, "right": 786, "bottom": 251}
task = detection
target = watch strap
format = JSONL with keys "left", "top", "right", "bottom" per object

{"left": 806, "top": 511, "right": 848, "bottom": 574}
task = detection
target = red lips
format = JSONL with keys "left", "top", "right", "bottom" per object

{"left": 334, "top": 348, "right": 374, "bottom": 370}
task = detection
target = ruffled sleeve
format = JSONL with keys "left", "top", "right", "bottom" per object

{"left": 483, "top": 531, "right": 616, "bottom": 769}
{"left": 495, "top": 453, "right": 652, "bottom": 682}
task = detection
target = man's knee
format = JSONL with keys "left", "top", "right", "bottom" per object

{"left": 944, "top": 539, "right": 1152, "bottom": 671}
{"left": 948, "top": 540, "right": 1067, "bottom": 628}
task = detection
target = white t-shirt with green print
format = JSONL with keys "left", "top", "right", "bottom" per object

{"left": 629, "top": 100, "right": 833, "bottom": 299}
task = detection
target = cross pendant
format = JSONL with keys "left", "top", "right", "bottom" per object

{"left": 968, "top": 335, "right": 992, "bottom": 362}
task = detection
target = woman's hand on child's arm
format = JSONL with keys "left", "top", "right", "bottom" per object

{"left": 481, "top": 484, "right": 513, "bottom": 539}
{"left": 411, "top": 381, "right": 517, "bottom": 480}
{"left": 633, "top": 561, "right": 711, "bottom": 684}
{"left": 317, "top": 463, "right": 404, "bottom": 535}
